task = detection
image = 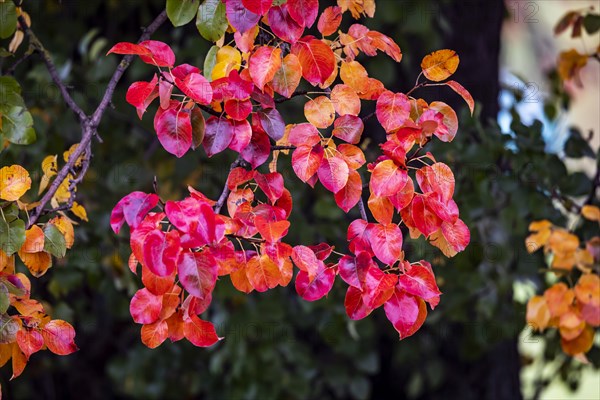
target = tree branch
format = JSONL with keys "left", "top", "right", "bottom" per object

{"left": 14, "top": 11, "right": 86, "bottom": 121}
{"left": 20, "top": 9, "right": 168, "bottom": 228}
{"left": 357, "top": 197, "right": 368, "bottom": 221}
{"left": 214, "top": 156, "right": 244, "bottom": 214}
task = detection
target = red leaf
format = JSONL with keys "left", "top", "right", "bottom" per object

{"left": 411, "top": 195, "right": 442, "bottom": 237}
{"left": 257, "top": 108, "right": 285, "bottom": 141}
{"left": 441, "top": 219, "right": 470, "bottom": 253}
{"left": 416, "top": 163, "right": 455, "bottom": 203}
{"left": 288, "top": 123, "right": 321, "bottom": 147}
{"left": 126, "top": 74, "right": 158, "bottom": 118}
{"left": 241, "top": 130, "right": 271, "bottom": 169}
{"left": 397, "top": 262, "right": 441, "bottom": 309}
{"left": 332, "top": 115, "right": 364, "bottom": 144}
{"left": 344, "top": 286, "right": 373, "bottom": 320}
{"left": 183, "top": 315, "right": 221, "bottom": 347}
{"left": 255, "top": 172, "right": 284, "bottom": 203}
{"left": 178, "top": 250, "right": 218, "bottom": 300}
{"left": 228, "top": 119, "right": 253, "bottom": 151}
{"left": 141, "top": 320, "right": 169, "bottom": 349}
{"left": 370, "top": 159, "right": 408, "bottom": 198}
{"left": 111, "top": 192, "right": 159, "bottom": 233}
{"left": 138, "top": 40, "right": 176, "bottom": 67}
{"left": 227, "top": 167, "right": 256, "bottom": 190}
{"left": 107, "top": 42, "right": 151, "bottom": 57}
{"left": 267, "top": 5, "right": 303, "bottom": 44}
{"left": 384, "top": 288, "right": 427, "bottom": 339}
{"left": 224, "top": 99, "right": 252, "bottom": 121}
{"left": 334, "top": 169, "right": 362, "bottom": 213}
{"left": 389, "top": 178, "right": 414, "bottom": 211}
{"left": 368, "top": 223, "right": 403, "bottom": 265}
{"left": 130, "top": 288, "right": 163, "bottom": 324}
{"left": 318, "top": 6, "right": 342, "bottom": 36}
{"left": 338, "top": 251, "right": 372, "bottom": 289}
{"left": 255, "top": 216, "right": 290, "bottom": 242}
{"left": 347, "top": 219, "right": 373, "bottom": 255}
{"left": 291, "top": 36, "right": 336, "bottom": 86}
{"left": 376, "top": 90, "right": 411, "bottom": 133}
{"left": 249, "top": 46, "right": 282, "bottom": 91}
{"left": 446, "top": 80, "right": 474, "bottom": 115}
{"left": 287, "top": 0, "right": 318, "bottom": 28}
{"left": 142, "top": 229, "right": 181, "bottom": 277}
{"left": 40, "top": 320, "right": 78, "bottom": 355}
{"left": 318, "top": 155, "right": 349, "bottom": 193}
{"left": 308, "top": 242, "right": 334, "bottom": 260}
{"left": 154, "top": 102, "right": 193, "bottom": 158}
{"left": 171, "top": 63, "right": 201, "bottom": 80}
{"left": 246, "top": 254, "right": 282, "bottom": 292}
{"left": 226, "top": 0, "right": 261, "bottom": 33}
{"left": 291, "top": 245, "right": 321, "bottom": 282}
{"left": 174, "top": 72, "right": 213, "bottom": 105}
{"left": 16, "top": 329, "right": 44, "bottom": 359}
{"left": 295, "top": 266, "right": 336, "bottom": 301}
{"left": 203, "top": 116, "right": 235, "bottom": 157}
{"left": 242, "top": 0, "right": 273, "bottom": 15}
{"left": 362, "top": 268, "right": 398, "bottom": 309}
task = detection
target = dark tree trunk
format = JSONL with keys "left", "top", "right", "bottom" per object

{"left": 441, "top": 1, "right": 523, "bottom": 400}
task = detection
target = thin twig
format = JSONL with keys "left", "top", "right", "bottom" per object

{"left": 274, "top": 90, "right": 310, "bottom": 103}
{"left": 214, "top": 156, "right": 244, "bottom": 214}
{"left": 358, "top": 197, "right": 368, "bottom": 221}
{"left": 17, "top": 8, "right": 168, "bottom": 228}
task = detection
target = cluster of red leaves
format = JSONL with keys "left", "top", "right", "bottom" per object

{"left": 109, "top": 0, "right": 473, "bottom": 348}
{"left": 0, "top": 268, "right": 77, "bottom": 380}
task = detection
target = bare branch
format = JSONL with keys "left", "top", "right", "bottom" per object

{"left": 213, "top": 156, "right": 244, "bottom": 214}
{"left": 21, "top": 9, "right": 168, "bottom": 228}
{"left": 357, "top": 197, "right": 368, "bottom": 221}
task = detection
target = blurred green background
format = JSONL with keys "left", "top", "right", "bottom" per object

{"left": 0, "top": 0, "right": 598, "bottom": 399}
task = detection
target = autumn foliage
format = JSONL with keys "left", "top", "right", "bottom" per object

{"left": 107, "top": 0, "right": 473, "bottom": 349}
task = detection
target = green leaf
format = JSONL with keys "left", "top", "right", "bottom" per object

{"left": 0, "top": 104, "right": 36, "bottom": 144}
{"left": 166, "top": 0, "right": 200, "bottom": 27}
{"left": 0, "top": 313, "right": 19, "bottom": 344}
{"left": 0, "top": 48, "right": 13, "bottom": 57}
{"left": 583, "top": 14, "right": 600, "bottom": 34}
{"left": 196, "top": 0, "right": 228, "bottom": 43}
{"left": 44, "top": 224, "right": 67, "bottom": 258}
{"left": 0, "top": 283, "right": 9, "bottom": 314}
{"left": 564, "top": 128, "right": 594, "bottom": 159}
{"left": 0, "top": 217, "right": 25, "bottom": 256}
{"left": 0, "top": 2, "right": 17, "bottom": 39}
{"left": 203, "top": 45, "right": 219, "bottom": 82}
{"left": 0, "top": 76, "right": 26, "bottom": 107}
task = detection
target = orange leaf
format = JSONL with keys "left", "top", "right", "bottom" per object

{"left": 526, "top": 295, "right": 551, "bottom": 331}
{"left": 420, "top": 49, "right": 459, "bottom": 82}
{"left": 141, "top": 320, "right": 168, "bottom": 349}
{"left": 304, "top": 96, "right": 335, "bottom": 129}
{"left": 40, "top": 320, "right": 78, "bottom": 355}
{"left": 20, "top": 226, "right": 44, "bottom": 253}
{"left": 445, "top": 81, "right": 474, "bottom": 115}
{"left": 272, "top": 54, "right": 302, "bottom": 98}
{"left": 544, "top": 283, "right": 574, "bottom": 317}
{"left": 330, "top": 84, "right": 361, "bottom": 116}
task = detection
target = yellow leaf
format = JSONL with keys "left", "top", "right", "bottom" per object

{"left": 63, "top": 144, "right": 85, "bottom": 167}
{"left": 52, "top": 174, "right": 74, "bottom": 204}
{"left": 0, "top": 165, "right": 31, "bottom": 201}
{"left": 420, "top": 49, "right": 459, "bottom": 82}
{"left": 581, "top": 205, "right": 600, "bottom": 222}
{"left": 211, "top": 46, "right": 241, "bottom": 81}
{"left": 49, "top": 216, "right": 74, "bottom": 249}
{"left": 70, "top": 201, "right": 88, "bottom": 221}
{"left": 41, "top": 155, "right": 58, "bottom": 176}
